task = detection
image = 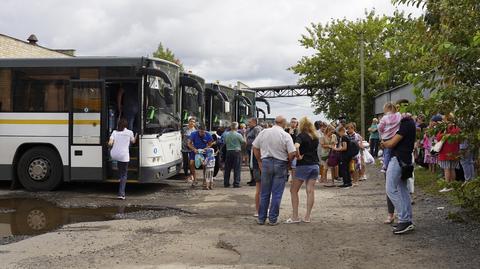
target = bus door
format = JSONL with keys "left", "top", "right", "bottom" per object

{"left": 69, "top": 80, "right": 105, "bottom": 181}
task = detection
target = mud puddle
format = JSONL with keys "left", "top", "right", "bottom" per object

{"left": 0, "top": 198, "right": 188, "bottom": 244}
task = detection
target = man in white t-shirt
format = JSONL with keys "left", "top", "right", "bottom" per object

{"left": 252, "top": 116, "right": 296, "bottom": 226}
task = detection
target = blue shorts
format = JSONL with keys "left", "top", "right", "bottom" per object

{"left": 295, "top": 164, "right": 319, "bottom": 180}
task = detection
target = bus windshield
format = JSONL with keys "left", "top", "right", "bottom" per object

{"left": 182, "top": 86, "right": 201, "bottom": 123}
{"left": 212, "top": 95, "right": 231, "bottom": 129}
{"left": 144, "top": 75, "right": 180, "bottom": 134}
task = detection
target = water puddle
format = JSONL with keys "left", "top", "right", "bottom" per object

{"left": 0, "top": 198, "right": 186, "bottom": 239}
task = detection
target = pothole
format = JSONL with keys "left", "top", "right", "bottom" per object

{"left": 0, "top": 198, "right": 191, "bottom": 245}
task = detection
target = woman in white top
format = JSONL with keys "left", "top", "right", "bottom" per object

{"left": 109, "top": 118, "right": 136, "bottom": 199}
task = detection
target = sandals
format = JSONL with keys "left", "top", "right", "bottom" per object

{"left": 284, "top": 218, "right": 301, "bottom": 224}
{"left": 302, "top": 218, "right": 311, "bottom": 223}
{"left": 383, "top": 216, "right": 395, "bottom": 224}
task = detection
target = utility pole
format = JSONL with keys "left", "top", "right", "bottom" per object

{"left": 360, "top": 33, "right": 365, "bottom": 138}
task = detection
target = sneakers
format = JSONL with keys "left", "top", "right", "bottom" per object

{"left": 257, "top": 219, "right": 279, "bottom": 226}
{"left": 268, "top": 221, "right": 279, "bottom": 226}
{"left": 380, "top": 169, "right": 386, "bottom": 173}
{"left": 360, "top": 175, "right": 367, "bottom": 181}
{"left": 439, "top": 187, "right": 453, "bottom": 193}
{"left": 117, "top": 196, "right": 126, "bottom": 200}
{"left": 338, "top": 184, "right": 352, "bottom": 188}
{"left": 392, "top": 222, "right": 415, "bottom": 234}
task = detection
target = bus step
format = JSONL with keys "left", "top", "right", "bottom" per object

{"left": 129, "top": 147, "right": 139, "bottom": 156}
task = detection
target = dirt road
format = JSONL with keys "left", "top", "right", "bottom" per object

{"left": 0, "top": 167, "right": 479, "bottom": 269}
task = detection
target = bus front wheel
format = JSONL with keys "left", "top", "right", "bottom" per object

{"left": 17, "top": 146, "right": 63, "bottom": 191}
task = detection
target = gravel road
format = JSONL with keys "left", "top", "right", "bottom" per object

{"left": 0, "top": 166, "right": 479, "bottom": 269}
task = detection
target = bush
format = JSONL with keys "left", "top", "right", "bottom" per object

{"left": 451, "top": 179, "right": 480, "bottom": 217}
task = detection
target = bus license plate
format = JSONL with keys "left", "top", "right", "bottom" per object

{"left": 168, "top": 166, "right": 176, "bottom": 173}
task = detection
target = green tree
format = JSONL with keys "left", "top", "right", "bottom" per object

{"left": 152, "top": 42, "right": 184, "bottom": 69}
{"left": 392, "top": 0, "right": 480, "bottom": 145}
{"left": 291, "top": 11, "right": 430, "bottom": 133}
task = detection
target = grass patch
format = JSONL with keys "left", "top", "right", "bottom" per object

{"left": 415, "top": 167, "right": 480, "bottom": 221}
{"left": 414, "top": 167, "right": 445, "bottom": 195}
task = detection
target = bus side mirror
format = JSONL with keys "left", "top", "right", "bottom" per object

{"left": 197, "top": 91, "right": 204, "bottom": 106}
{"left": 164, "top": 86, "right": 174, "bottom": 105}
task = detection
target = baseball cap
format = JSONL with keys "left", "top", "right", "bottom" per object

{"left": 431, "top": 114, "right": 443, "bottom": 122}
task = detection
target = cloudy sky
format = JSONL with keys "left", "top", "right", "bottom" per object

{"left": 1, "top": 0, "right": 420, "bottom": 120}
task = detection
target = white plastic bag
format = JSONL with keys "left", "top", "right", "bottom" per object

{"left": 407, "top": 173, "right": 415, "bottom": 194}
{"left": 363, "top": 149, "right": 375, "bottom": 164}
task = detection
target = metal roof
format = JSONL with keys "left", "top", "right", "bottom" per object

{"left": 0, "top": 56, "right": 179, "bottom": 68}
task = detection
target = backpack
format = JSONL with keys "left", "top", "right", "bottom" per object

{"left": 345, "top": 137, "right": 360, "bottom": 159}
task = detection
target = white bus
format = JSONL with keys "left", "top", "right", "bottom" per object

{"left": 0, "top": 57, "right": 183, "bottom": 191}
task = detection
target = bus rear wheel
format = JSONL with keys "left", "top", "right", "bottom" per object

{"left": 17, "top": 146, "right": 63, "bottom": 191}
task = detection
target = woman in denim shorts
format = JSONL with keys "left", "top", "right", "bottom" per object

{"left": 285, "top": 117, "right": 320, "bottom": 224}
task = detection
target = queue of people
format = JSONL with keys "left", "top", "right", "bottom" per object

{"left": 179, "top": 102, "right": 480, "bottom": 235}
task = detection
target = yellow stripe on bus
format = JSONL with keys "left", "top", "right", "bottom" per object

{"left": 0, "top": 119, "right": 100, "bottom": 125}
{"left": 73, "top": 120, "right": 101, "bottom": 125}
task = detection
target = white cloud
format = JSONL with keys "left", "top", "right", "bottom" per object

{"left": 0, "top": 0, "right": 421, "bottom": 118}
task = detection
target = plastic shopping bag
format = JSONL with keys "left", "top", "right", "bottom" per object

{"left": 195, "top": 150, "right": 205, "bottom": 169}
{"left": 407, "top": 173, "right": 415, "bottom": 194}
{"left": 363, "top": 149, "right": 375, "bottom": 164}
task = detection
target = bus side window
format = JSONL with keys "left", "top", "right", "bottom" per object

{"left": 13, "top": 79, "right": 67, "bottom": 112}
{"left": 0, "top": 69, "right": 12, "bottom": 112}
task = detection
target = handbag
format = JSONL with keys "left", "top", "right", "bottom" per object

{"left": 398, "top": 158, "right": 414, "bottom": 181}
{"left": 430, "top": 139, "right": 444, "bottom": 156}
{"left": 327, "top": 150, "right": 340, "bottom": 167}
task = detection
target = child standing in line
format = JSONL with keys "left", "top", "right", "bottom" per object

{"left": 332, "top": 126, "right": 352, "bottom": 188}
{"left": 346, "top": 122, "right": 364, "bottom": 186}
{"left": 378, "top": 102, "right": 402, "bottom": 172}
{"left": 203, "top": 148, "right": 216, "bottom": 190}
{"left": 423, "top": 117, "right": 441, "bottom": 173}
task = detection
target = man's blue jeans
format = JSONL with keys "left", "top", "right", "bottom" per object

{"left": 386, "top": 157, "right": 412, "bottom": 223}
{"left": 123, "top": 110, "right": 138, "bottom": 133}
{"left": 258, "top": 158, "right": 288, "bottom": 224}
